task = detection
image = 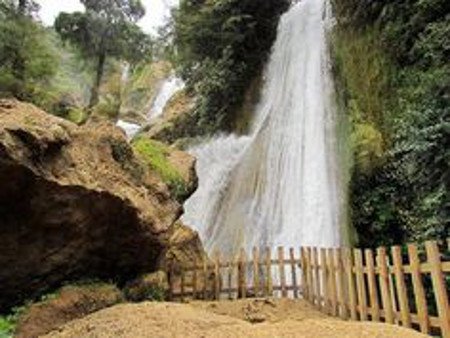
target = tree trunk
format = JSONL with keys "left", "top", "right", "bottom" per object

{"left": 89, "top": 53, "right": 106, "bottom": 108}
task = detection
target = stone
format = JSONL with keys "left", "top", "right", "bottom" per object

{"left": 0, "top": 99, "right": 204, "bottom": 311}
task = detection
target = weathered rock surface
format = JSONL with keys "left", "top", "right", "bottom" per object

{"left": 0, "top": 99, "right": 203, "bottom": 311}
{"left": 143, "top": 90, "right": 196, "bottom": 144}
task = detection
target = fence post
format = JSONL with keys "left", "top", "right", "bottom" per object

{"left": 203, "top": 258, "right": 208, "bottom": 300}
{"left": 214, "top": 252, "right": 221, "bottom": 300}
{"left": 320, "top": 248, "right": 330, "bottom": 314}
{"left": 278, "top": 247, "right": 287, "bottom": 297}
{"left": 407, "top": 244, "right": 430, "bottom": 334}
{"left": 180, "top": 267, "right": 185, "bottom": 302}
{"left": 301, "top": 247, "right": 309, "bottom": 300}
{"left": 265, "top": 247, "right": 273, "bottom": 297}
{"left": 290, "top": 247, "right": 299, "bottom": 299}
{"left": 238, "top": 249, "right": 247, "bottom": 299}
{"left": 365, "top": 249, "right": 380, "bottom": 322}
{"left": 306, "top": 248, "right": 314, "bottom": 303}
{"left": 329, "top": 248, "right": 339, "bottom": 316}
{"left": 168, "top": 262, "right": 175, "bottom": 301}
{"left": 312, "top": 247, "right": 321, "bottom": 309}
{"left": 343, "top": 247, "right": 357, "bottom": 320}
{"left": 391, "top": 246, "right": 411, "bottom": 328}
{"left": 227, "top": 261, "right": 233, "bottom": 300}
{"left": 354, "top": 249, "right": 368, "bottom": 321}
{"left": 334, "top": 248, "right": 347, "bottom": 319}
{"left": 425, "top": 241, "right": 450, "bottom": 338}
{"left": 377, "top": 247, "right": 394, "bottom": 324}
{"left": 253, "top": 247, "right": 260, "bottom": 297}
{"left": 192, "top": 259, "right": 198, "bottom": 300}
{"left": 386, "top": 254, "right": 399, "bottom": 324}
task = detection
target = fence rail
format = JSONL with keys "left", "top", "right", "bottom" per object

{"left": 168, "top": 240, "right": 450, "bottom": 338}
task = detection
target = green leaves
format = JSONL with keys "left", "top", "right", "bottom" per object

{"left": 172, "top": 0, "right": 290, "bottom": 135}
{"left": 0, "top": 13, "right": 57, "bottom": 99}
{"left": 335, "top": 0, "right": 449, "bottom": 247}
{"left": 54, "top": 0, "right": 152, "bottom": 107}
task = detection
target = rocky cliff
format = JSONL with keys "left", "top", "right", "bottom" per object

{"left": 0, "top": 99, "right": 203, "bottom": 311}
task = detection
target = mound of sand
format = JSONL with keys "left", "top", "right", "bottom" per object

{"left": 43, "top": 299, "right": 427, "bottom": 338}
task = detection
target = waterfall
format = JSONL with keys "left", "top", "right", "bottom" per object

{"left": 149, "top": 75, "right": 185, "bottom": 119}
{"left": 183, "top": 0, "right": 343, "bottom": 257}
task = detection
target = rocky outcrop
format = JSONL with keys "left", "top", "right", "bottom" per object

{"left": 143, "top": 90, "right": 197, "bottom": 145}
{"left": 0, "top": 99, "right": 203, "bottom": 311}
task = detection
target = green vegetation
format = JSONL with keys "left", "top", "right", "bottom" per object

{"left": 0, "top": 1, "right": 57, "bottom": 105}
{"left": 55, "top": 0, "right": 152, "bottom": 108}
{"left": 132, "top": 137, "right": 188, "bottom": 201}
{"left": 0, "top": 303, "right": 28, "bottom": 338}
{"left": 333, "top": 0, "right": 449, "bottom": 247}
{"left": 170, "top": 0, "right": 290, "bottom": 136}
{"left": 0, "top": 315, "right": 14, "bottom": 338}
{"left": 0, "top": 0, "right": 154, "bottom": 123}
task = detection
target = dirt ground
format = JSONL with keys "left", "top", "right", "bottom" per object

{"left": 42, "top": 298, "right": 427, "bottom": 338}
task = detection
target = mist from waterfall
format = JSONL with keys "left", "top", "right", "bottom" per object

{"left": 182, "top": 0, "right": 343, "bottom": 257}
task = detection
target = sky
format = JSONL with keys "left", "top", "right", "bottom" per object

{"left": 36, "top": 0, "right": 178, "bottom": 35}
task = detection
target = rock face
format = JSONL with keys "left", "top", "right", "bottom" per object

{"left": 144, "top": 90, "right": 196, "bottom": 144}
{"left": 0, "top": 99, "right": 203, "bottom": 311}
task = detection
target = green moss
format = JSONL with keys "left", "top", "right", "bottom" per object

{"left": 0, "top": 316, "right": 14, "bottom": 338}
{"left": 331, "top": 26, "right": 396, "bottom": 180}
{"left": 0, "top": 304, "right": 28, "bottom": 338}
{"left": 66, "top": 107, "right": 87, "bottom": 124}
{"left": 132, "top": 137, "right": 188, "bottom": 201}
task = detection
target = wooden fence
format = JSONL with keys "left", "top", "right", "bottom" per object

{"left": 168, "top": 240, "right": 450, "bottom": 338}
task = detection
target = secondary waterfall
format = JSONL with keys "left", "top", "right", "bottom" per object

{"left": 149, "top": 75, "right": 185, "bottom": 119}
{"left": 183, "top": 0, "right": 343, "bottom": 256}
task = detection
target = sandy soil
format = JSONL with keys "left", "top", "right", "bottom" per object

{"left": 43, "top": 298, "right": 427, "bottom": 338}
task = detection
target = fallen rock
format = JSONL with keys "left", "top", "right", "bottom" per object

{"left": 0, "top": 99, "right": 203, "bottom": 311}
{"left": 15, "top": 284, "right": 123, "bottom": 338}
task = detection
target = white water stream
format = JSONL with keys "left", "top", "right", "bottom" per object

{"left": 117, "top": 70, "right": 184, "bottom": 139}
{"left": 149, "top": 75, "right": 185, "bottom": 119}
{"left": 183, "top": 0, "right": 343, "bottom": 257}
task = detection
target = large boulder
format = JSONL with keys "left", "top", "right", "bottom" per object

{"left": 0, "top": 99, "right": 203, "bottom": 311}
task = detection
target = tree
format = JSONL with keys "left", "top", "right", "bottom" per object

{"left": 55, "top": 0, "right": 152, "bottom": 107}
{"left": 0, "top": 0, "right": 38, "bottom": 16}
{"left": 170, "top": 0, "right": 290, "bottom": 134}
{"left": 0, "top": 0, "right": 55, "bottom": 100}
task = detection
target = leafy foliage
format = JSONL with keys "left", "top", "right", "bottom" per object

{"left": 170, "top": 0, "right": 290, "bottom": 135}
{"left": 55, "top": 0, "right": 152, "bottom": 107}
{"left": 0, "top": 3, "right": 57, "bottom": 102}
{"left": 0, "top": 315, "right": 14, "bottom": 338}
{"left": 333, "top": 0, "right": 449, "bottom": 247}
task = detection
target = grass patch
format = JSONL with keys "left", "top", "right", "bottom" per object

{"left": 0, "top": 304, "right": 29, "bottom": 338}
{"left": 132, "top": 137, "right": 188, "bottom": 201}
{"left": 0, "top": 316, "right": 14, "bottom": 338}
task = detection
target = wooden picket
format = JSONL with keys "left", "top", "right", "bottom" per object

{"left": 168, "top": 240, "right": 450, "bottom": 338}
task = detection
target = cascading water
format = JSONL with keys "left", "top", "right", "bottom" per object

{"left": 149, "top": 75, "right": 185, "bottom": 119}
{"left": 183, "top": 0, "right": 343, "bottom": 257}
{"left": 117, "top": 63, "right": 141, "bottom": 139}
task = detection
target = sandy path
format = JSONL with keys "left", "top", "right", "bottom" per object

{"left": 43, "top": 299, "right": 427, "bottom": 338}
